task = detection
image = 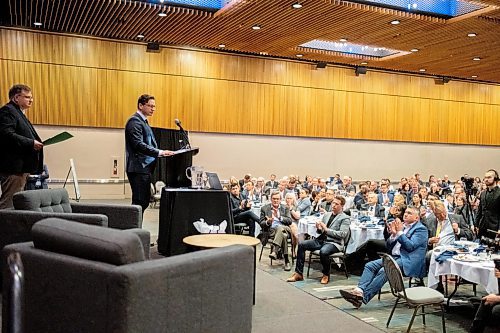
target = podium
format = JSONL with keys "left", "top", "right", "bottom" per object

{"left": 162, "top": 147, "right": 199, "bottom": 188}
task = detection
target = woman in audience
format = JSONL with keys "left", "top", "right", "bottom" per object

{"left": 296, "top": 188, "right": 312, "bottom": 217}
{"left": 454, "top": 196, "right": 473, "bottom": 226}
{"left": 393, "top": 193, "right": 406, "bottom": 207}
{"left": 399, "top": 182, "right": 411, "bottom": 200}
{"left": 310, "top": 188, "right": 326, "bottom": 215}
{"left": 429, "top": 182, "right": 442, "bottom": 197}
{"left": 409, "top": 193, "right": 423, "bottom": 209}
{"left": 285, "top": 192, "right": 300, "bottom": 249}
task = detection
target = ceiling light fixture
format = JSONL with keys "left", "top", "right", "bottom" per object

{"left": 137, "top": 34, "right": 145, "bottom": 38}
{"left": 218, "top": 44, "right": 226, "bottom": 48}
{"left": 158, "top": 12, "right": 167, "bottom": 17}
{"left": 419, "top": 69, "right": 426, "bottom": 72}
{"left": 390, "top": 20, "right": 400, "bottom": 25}
{"left": 467, "top": 33, "right": 477, "bottom": 37}
{"left": 34, "top": 22, "right": 42, "bottom": 26}
{"left": 252, "top": 25, "right": 261, "bottom": 30}
{"left": 339, "top": 38, "right": 348, "bottom": 42}
{"left": 291, "top": 2, "right": 302, "bottom": 9}
{"left": 296, "top": 54, "right": 303, "bottom": 57}
{"left": 472, "top": 57, "right": 481, "bottom": 61}
{"left": 360, "top": 62, "right": 368, "bottom": 65}
{"left": 410, "top": 48, "right": 419, "bottom": 52}
{"left": 471, "top": 75, "right": 478, "bottom": 78}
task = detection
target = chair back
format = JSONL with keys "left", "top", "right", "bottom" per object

{"left": 341, "top": 229, "right": 351, "bottom": 255}
{"left": 382, "top": 254, "right": 407, "bottom": 298}
{"left": 155, "top": 181, "right": 166, "bottom": 193}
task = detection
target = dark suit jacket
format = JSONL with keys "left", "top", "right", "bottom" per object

{"left": 423, "top": 212, "right": 473, "bottom": 244}
{"left": 125, "top": 113, "right": 159, "bottom": 174}
{"left": 259, "top": 203, "right": 292, "bottom": 229}
{"left": 0, "top": 101, "right": 43, "bottom": 174}
{"left": 475, "top": 186, "right": 500, "bottom": 236}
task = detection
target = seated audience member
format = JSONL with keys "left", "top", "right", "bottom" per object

{"left": 309, "top": 190, "right": 323, "bottom": 215}
{"left": 363, "top": 192, "right": 385, "bottom": 218}
{"left": 254, "top": 177, "right": 266, "bottom": 199}
{"left": 302, "top": 175, "right": 313, "bottom": 190}
{"left": 339, "top": 176, "right": 355, "bottom": 193}
{"left": 409, "top": 193, "right": 424, "bottom": 210}
{"left": 419, "top": 186, "right": 429, "bottom": 206}
{"left": 239, "top": 174, "right": 251, "bottom": 189}
{"left": 444, "top": 193, "right": 455, "bottom": 213}
{"left": 260, "top": 191, "right": 293, "bottom": 271}
{"left": 393, "top": 193, "right": 406, "bottom": 207}
{"left": 25, "top": 163, "right": 50, "bottom": 190}
{"left": 368, "top": 180, "right": 379, "bottom": 194}
{"left": 265, "top": 174, "right": 278, "bottom": 189}
{"left": 287, "top": 195, "right": 350, "bottom": 284}
{"left": 310, "top": 177, "right": 321, "bottom": 192}
{"left": 277, "top": 178, "right": 287, "bottom": 200}
{"left": 399, "top": 183, "right": 411, "bottom": 201}
{"left": 319, "top": 178, "right": 327, "bottom": 190}
{"left": 469, "top": 269, "right": 500, "bottom": 333}
{"left": 454, "top": 195, "right": 473, "bottom": 226}
{"left": 285, "top": 178, "right": 299, "bottom": 197}
{"left": 229, "top": 184, "right": 258, "bottom": 236}
{"left": 242, "top": 180, "right": 260, "bottom": 202}
{"left": 354, "top": 183, "right": 369, "bottom": 209}
{"left": 340, "top": 206, "right": 428, "bottom": 308}
{"left": 285, "top": 192, "right": 300, "bottom": 247}
{"left": 429, "top": 182, "right": 442, "bottom": 197}
{"left": 378, "top": 183, "right": 394, "bottom": 207}
{"left": 296, "top": 188, "right": 312, "bottom": 217}
{"left": 319, "top": 189, "right": 335, "bottom": 213}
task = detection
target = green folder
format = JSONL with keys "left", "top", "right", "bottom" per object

{"left": 42, "top": 131, "right": 74, "bottom": 146}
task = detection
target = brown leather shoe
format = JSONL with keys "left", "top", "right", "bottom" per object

{"left": 286, "top": 272, "right": 304, "bottom": 282}
{"left": 320, "top": 275, "right": 330, "bottom": 284}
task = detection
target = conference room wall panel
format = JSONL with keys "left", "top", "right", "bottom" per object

{"left": 1, "top": 28, "right": 499, "bottom": 146}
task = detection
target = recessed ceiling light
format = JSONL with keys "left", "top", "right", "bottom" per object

{"left": 296, "top": 54, "right": 303, "bottom": 57}
{"left": 259, "top": 51, "right": 268, "bottom": 55}
{"left": 252, "top": 25, "right": 261, "bottom": 30}
{"left": 390, "top": 20, "right": 400, "bottom": 25}
{"left": 471, "top": 75, "right": 478, "bottom": 78}
{"left": 291, "top": 2, "right": 302, "bottom": 9}
{"left": 472, "top": 57, "right": 481, "bottom": 61}
{"left": 419, "top": 69, "right": 426, "bottom": 72}
{"left": 34, "top": 22, "right": 42, "bottom": 26}
{"left": 218, "top": 44, "right": 226, "bottom": 48}
{"left": 360, "top": 62, "right": 368, "bottom": 65}
{"left": 339, "top": 38, "right": 348, "bottom": 42}
{"left": 137, "top": 34, "right": 145, "bottom": 38}
{"left": 467, "top": 33, "right": 477, "bottom": 37}
{"left": 158, "top": 12, "right": 167, "bottom": 17}
{"left": 410, "top": 48, "right": 419, "bottom": 52}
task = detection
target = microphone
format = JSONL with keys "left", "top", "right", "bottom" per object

{"left": 174, "top": 118, "right": 190, "bottom": 149}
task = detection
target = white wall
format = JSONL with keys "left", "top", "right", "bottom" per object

{"left": 36, "top": 125, "right": 500, "bottom": 199}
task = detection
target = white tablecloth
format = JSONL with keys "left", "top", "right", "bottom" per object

{"left": 297, "top": 217, "right": 385, "bottom": 254}
{"left": 428, "top": 250, "right": 498, "bottom": 294}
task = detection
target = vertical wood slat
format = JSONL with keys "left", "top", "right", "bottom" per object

{"left": 0, "top": 28, "right": 498, "bottom": 146}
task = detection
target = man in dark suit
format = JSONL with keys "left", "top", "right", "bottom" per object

{"left": 475, "top": 169, "right": 500, "bottom": 238}
{"left": 125, "top": 94, "right": 173, "bottom": 214}
{"left": 340, "top": 206, "right": 428, "bottom": 308}
{"left": 260, "top": 190, "right": 293, "bottom": 271}
{"left": 0, "top": 84, "right": 44, "bottom": 209}
{"left": 229, "top": 183, "right": 258, "bottom": 236}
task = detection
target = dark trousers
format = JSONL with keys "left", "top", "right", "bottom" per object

{"left": 127, "top": 172, "right": 151, "bottom": 214}
{"left": 295, "top": 238, "right": 340, "bottom": 276}
{"left": 234, "top": 210, "right": 258, "bottom": 236}
{"left": 470, "top": 301, "right": 500, "bottom": 333}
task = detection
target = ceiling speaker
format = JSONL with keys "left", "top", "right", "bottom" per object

{"left": 316, "top": 62, "right": 327, "bottom": 69}
{"left": 355, "top": 66, "right": 367, "bottom": 76}
{"left": 146, "top": 42, "right": 160, "bottom": 53}
{"left": 434, "top": 77, "right": 450, "bottom": 85}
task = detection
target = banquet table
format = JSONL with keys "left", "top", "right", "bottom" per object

{"left": 297, "top": 216, "right": 385, "bottom": 254}
{"left": 428, "top": 247, "right": 499, "bottom": 306}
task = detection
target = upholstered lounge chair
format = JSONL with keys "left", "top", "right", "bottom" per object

{"left": 2, "top": 218, "right": 253, "bottom": 333}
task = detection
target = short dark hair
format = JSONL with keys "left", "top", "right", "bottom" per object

{"left": 230, "top": 183, "right": 240, "bottom": 190}
{"left": 137, "top": 94, "right": 154, "bottom": 108}
{"left": 9, "top": 84, "right": 31, "bottom": 99}
{"left": 334, "top": 195, "right": 346, "bottom": 206}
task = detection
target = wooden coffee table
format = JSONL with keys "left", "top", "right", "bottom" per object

{"left": 183, "top": 234, "right": 260, "bottom": 304}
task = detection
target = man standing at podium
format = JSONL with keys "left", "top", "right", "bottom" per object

{"left": 125, "top": 94, "right": 173, "bottom": 214}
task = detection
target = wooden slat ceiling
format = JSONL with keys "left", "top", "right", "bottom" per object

{"left": 2, "top": 0, "right": 500, "bottom": 83}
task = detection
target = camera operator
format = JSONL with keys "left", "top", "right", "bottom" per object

{"left": 474, "top": 169, "right": 500, "bottom": 238}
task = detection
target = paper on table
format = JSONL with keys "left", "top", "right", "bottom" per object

{"left": 42, "top": 131, "right": 74, "bottom": 146}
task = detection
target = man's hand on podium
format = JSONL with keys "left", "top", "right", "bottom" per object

{"left": 160, "top": 150, "right": 175, "bottom": 157}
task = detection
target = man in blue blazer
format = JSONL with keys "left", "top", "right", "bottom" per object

{"left": 340, "top": 206, "right": 428, "bottom": 308}
{"left": 377, "top": 183, "right": 394, "bottom": 206}
{"left": 0, "top": 84, "right": 44, "bottom": 209}
{"left": 125, "top": 94, "right": 173, "bottom": 214}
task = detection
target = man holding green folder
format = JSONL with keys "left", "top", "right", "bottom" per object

{"left": 0, "top": 84, "right": 44, "bottom": 209}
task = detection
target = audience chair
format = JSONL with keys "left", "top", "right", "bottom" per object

{"left": 2, "top": 218, "right": 253, "bottom": 333}
{"left": 258, "top": 230, "right": 295, "bottom": 265}
{"left": 382, "top": 254, "right": 446, "bottom": 333}
{"left": 306, "top": 232, "right": 351, "bottom": 279}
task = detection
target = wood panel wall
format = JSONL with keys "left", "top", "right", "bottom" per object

{"left": 1, "top": 28, "right": 499, "bottom": 145}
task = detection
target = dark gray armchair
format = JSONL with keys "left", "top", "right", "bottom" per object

{"left": 2, "top": 218, "right": 253, "bottom": 333}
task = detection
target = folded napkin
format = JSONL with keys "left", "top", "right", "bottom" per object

{"left": 435, "top": 250, "right": 457, "bottom": 264}
{"left": 358, "top": 216, "right": 371, "bottom": 222}
{"left": 453, "top": 244, "right": 468, "bottom": 252}
{"left": 377, "top": 219, "right": 385, "bottom": 225}
{"left": 472, "top": 245, "right": 486, "bottom": 254}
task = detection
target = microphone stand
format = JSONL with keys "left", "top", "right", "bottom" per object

{"left": 177, "top": 124, "right": 191, "bottom": 149}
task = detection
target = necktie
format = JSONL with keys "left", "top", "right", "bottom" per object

{"left": 435, "top": 221, "right": 442, "bottom": 237}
